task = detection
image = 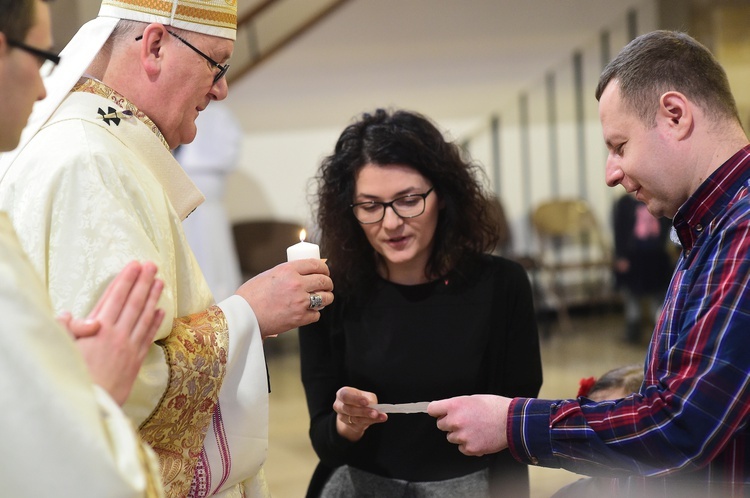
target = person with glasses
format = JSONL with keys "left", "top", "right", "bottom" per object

{"left": 0, "top": 2, "right": 58, "bottom": 151}
{"left": 0, "top": 1, "right": 333, "bottom": 497}
{"left": 0, "top": 0, "right": 166, "bottom": 496}
{"left": 299, "top": 108, "right": 542, "bottom": 497}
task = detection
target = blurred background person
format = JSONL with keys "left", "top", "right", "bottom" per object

{"left": 612, "top": 193, "right": 674, "bottom": 344}
{"left": 176, "top": 101, "right": 243, "bottom": 301}
{"left": 576, "top": 363, "right": 644, "bottom": 402}
{"left": 556, "top": 363, "right": 646, "bottom": 497}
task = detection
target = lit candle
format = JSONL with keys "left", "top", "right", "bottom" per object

{"left": 286, "top": 229, "right": 321, "bottom": 261}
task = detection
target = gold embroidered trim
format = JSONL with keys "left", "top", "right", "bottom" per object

{"left": 174, "top": 4, "right": 237, "bottom": 28}
{"left": 72, "top": 78, "right": 170, "bottom": 150}
{"left": 139, "top": 305, "right": 229, "bottom": 498}
{"left": 137, "top": 439, "right": 166, "bottom": 498}
{"left": 102, "top": 0, "right": 175, "bottom": 14}
{"left": 102, "top": 0, "right": 237, "bottom": 28}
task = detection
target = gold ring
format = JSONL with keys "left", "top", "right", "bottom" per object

{"left": 348, "top": 415, "right": 353, "bottom": 424}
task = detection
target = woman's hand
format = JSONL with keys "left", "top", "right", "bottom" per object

{"left": 334, "top": 386, "right": 388, "bottom": 441}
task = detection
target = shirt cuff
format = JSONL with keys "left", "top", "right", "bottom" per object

{"left": 217, "top": 294, "right": 259, "bottom": 359}
{"left": 507, "top": 397, "right": 558, "bottom": 467}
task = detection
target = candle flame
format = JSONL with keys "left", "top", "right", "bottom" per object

{"left": 299, "top": 229, "right": 307, "bottom": 242}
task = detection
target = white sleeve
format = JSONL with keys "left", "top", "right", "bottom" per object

{"left": 197, "top": 295, "right": 270, "bottom": 496}
{"left": 0, "top": 215, "right": 162, "bottom": 498}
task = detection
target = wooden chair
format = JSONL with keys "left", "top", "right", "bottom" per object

{"left": 531, "top": 198, "right": 614, "bottom": 332}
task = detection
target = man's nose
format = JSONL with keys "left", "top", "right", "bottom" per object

{"left": 605, "top": 155, "right": 623, "bottom": 188}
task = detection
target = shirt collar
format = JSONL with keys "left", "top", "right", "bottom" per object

{"left": 673, "top": 144, "right": 750, "bottom": 250}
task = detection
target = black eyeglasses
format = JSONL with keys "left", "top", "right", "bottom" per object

{"left": 350, "top": 187, "right": 435, "bottom": 224}
{"left": 7, "top": 39, "right": 61, "bottom": 74}
{"left": 135, "top": 30, "right": 229, "bottom": 84}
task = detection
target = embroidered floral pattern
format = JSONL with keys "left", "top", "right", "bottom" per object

{"left": 72, "top": 78, "right": 169, "bottom": 150}
{"left": 136, "top": 435, "right": 167, "bottom": 498}
{"left": 187, "top": 403, "right": 232, "bottom": 498}
{"left": 187, "top": 448, "right": 210, "bottom": 497}
{"left": 139, "top": 305, "right": 229, "bottom": 498}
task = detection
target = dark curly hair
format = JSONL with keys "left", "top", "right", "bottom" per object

{"left": 314, "top": 108, "right": 499, "bottom": 294}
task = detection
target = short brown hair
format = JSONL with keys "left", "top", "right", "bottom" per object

{"left": 596, "top": 30, "right": 740, "bottom": 127}
{"left": 0, "top": 0, "right": 37, "bottom": 43}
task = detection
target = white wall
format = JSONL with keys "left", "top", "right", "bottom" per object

{"left": 465, "top": 1, "right": 658, "bottom": 256}
{"left": 224, "top": 1, "right": 659, "bottom": 253}
{"left": 225, "top": 127, "right": 340, "bottom": 228}
{"left": 225, "top": 117, "right": 486, "bottom": 228}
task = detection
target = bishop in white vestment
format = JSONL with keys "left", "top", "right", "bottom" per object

{"left": 0, "top": 1, "right": 275, "bottom": 496}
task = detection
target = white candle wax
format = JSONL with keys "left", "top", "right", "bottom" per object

{"left": 287, "top": 229, "right": 320, "bottom": 261}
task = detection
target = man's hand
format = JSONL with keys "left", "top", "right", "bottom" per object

{"left": 428, "top": 395, "right": 512, "bottom": 456}
{"left": 62, "top": 261, "right": 165, "bottom": 405}
{"left": 235, "top": 259, "right": 334, "bottom": 339}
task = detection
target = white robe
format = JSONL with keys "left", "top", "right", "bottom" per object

{"left": 0, "top": 212, "right": 163, "bottom": 497}
{"left": 0, "top": 85, "right": 269, "bottom": 498}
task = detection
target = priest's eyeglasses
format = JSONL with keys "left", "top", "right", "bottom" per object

{"left": 8, "top": 39, "right": 60, "bottom": 76}
{"left": 351, "top": 188, "right": 434, "bottom": 224}
{"left": 135, "top": 31, "right": 229, "bottom": 84}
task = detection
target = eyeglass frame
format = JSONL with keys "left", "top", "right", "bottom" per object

{"left": 7, "top": 39, "right": 61, "bottom": 67}
{"left": 135, "top": 30, "right": 229, "bottom": 84}
{"left": 350, "top": 187, "right": 435, "bottom": 224}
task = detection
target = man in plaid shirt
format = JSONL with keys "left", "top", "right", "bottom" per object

{"left": 428, "top": 30, "right": 750, "bottom": 497}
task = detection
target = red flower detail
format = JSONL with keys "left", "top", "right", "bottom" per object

{"left": 577, "top": 376, "right": 597, "bottom": 398}
{"left": 199, "top": 398, "right": 214, "bottom": 412}
{"left": 170, "top": 394, "right": 188, "bottom": 410}
{"left": 182, "top": 339, "right": 196, "bottom": 353}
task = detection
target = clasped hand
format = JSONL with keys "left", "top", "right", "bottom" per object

{"left": 59, "top": 261, "right": 165, "bottom": 405}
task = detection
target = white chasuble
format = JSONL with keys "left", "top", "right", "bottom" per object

{"left": 0, "top": 213, "right": 163, "bottom": 497}
{"left": 0, "top": 85, "right": 269, "bottom": 497}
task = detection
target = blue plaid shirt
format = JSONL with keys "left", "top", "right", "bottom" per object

{"left": 509, "top": 144, "right": 750, "bottom": 496}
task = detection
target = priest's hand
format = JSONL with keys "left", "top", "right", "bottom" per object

{"left": 428, "top": 395, "right": 511, "bottom": 456}
{"left": 334, "top": 386, "right": 387, "bottom": 442}
{"left": 62, "top": 261, "right": 165, "bottom": 405}
{"left": 57, "top": 312, "right": 100, "bottom": 338}
{"left": 235, "top": 259, "right": 334, "bottom": 339}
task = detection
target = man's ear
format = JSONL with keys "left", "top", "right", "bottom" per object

{"left": 659, "top": 91, "right": 693, "bottom": 140}
{"left": 138, "top": 23, "right": 169, "bottom": 78}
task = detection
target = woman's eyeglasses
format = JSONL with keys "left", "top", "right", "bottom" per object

{"left": 351, "top": 188, "right": 435, "bottom": 224}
